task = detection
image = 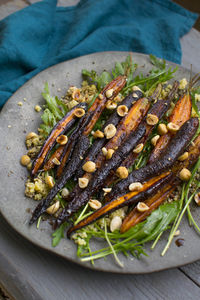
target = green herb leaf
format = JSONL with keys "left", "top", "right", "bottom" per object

{"left": 52, "top": 222, "right": 68, "bottom": 247}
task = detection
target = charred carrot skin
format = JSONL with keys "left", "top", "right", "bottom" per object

{"left": 121, "top": 133, "right": 200, "bottom": 233}
{"left": 120, "top": 183, "right": 177, "bottom": 233}
{"left": 43, "top": 145, "right": 65, "bottom": 171}
{"left": 75, "top": 89, "right": 143, "bottom": 179}
{"left": 148, "top": 93, "right": 192, "bottom": 164}
{"left": 29, "top": 76, "right": 126, "bottom": 225}
{"left": 67, "top": 173, "right": 172, "bottom": 236}
{"left": 31, "top": 102, "right": 87, "bottom": 176}
{"left": 106, "top": 117, "right": 199, "bottom": 201}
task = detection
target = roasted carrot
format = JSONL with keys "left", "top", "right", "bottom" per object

{"left": 106, "top": 117, "right": 199, "bottom": 201}
{"left": 43, "top": 145, "right": 65, "bottom": 171}
{"left": 67, "top": 172, "right": 172, "bottom": 236}
{"left": 30, "top": 76, "right": 126, "bottom": 224}
{"left": 31, "top": 102, "right": 87, "bottom": 176}
{"left": 148, "top": 93, "right": 192, "bottom": 164}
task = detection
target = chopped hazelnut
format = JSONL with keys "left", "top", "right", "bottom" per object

{"left": 56, "top": 135, "right": 68, "bottom": 145}
{"left": 104, "top": 124, "right": 117, "bottom": 139}
{"left": 35, "top": 105, "right": 42, "bottom": 112}
{"left": 46, "top": 201, "right": 60, "bottom": 215}
{"left": 98, "top": 93, "right": 104, "bottom": 100}
{"left": 157, "top": 123, "right": 168, "bottom": 135}
{"left": 167, "top": 122, "right": 180, "bottom": 133}
{"left": 93, "top": 130, "right": 104, "bottom": 138}
{"left": 151, "top": 135, "right": 160, "bottom": 146}
{"left": 179, "top": 168, "right": 191, "bottom": 181}
{"left": 178, "top": 152, "right": 189, "bottom": 161}
{"left": 106, "top": 149, "right": 115, "bottom": 160}
{"left": 105, "top": 88, "right": 114, "bottom": 98}
{"left": 20, "top": 155, "right": 31, "bottom": 166}
{"left": 52, "top": 158, "right": 61, "bottom": 165}
{"left": 110, "top": 216, "right": 122, "bottom": 232}
{"left": 106, "top": 100, "right": 117, "bottom": 110}
{"left": 89, "top": 199, "right": 102, "bottom": 210}
{"left": 133, "top": 143, "right": 144, "bottom": 154}
{"left": 136, "top": 202, "right": 149, "bottom": 212}
{"left": 117, "top": 105, "right": 128, "bottom": 117}
{"left": 74, "top": 107, "right": 85, "bottom": 118}
{"left": 146, "top": 114, "right": 159, "bottom": 126}
{"left": 102, "top": 147, "right": 108, "bottom": 156}
{"left": 129, "top": 182, "right": 143, "bottom": 192}
{"left": 78, "top": 177, "right": 89, "bottom": 189}
{"left": 116, "top": 166, "right": 129, "bottom": 179}
{"left": 45, "top": 175, "right": 54, "bottom": 188}
{"left": 194, "top": 192, "right": 200, "bottom": 206}
{"left": 82, "top": 161, "right": 96, "bottom": 173}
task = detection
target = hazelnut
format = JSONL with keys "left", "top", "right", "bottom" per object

{"left": 82, "top": 161, "right": 96, "bottom": 173}
{"left": 106, "top": 100, "right": 117, "bottom": 110}
{"left": 45, "top": 175, "right": 54, "bottom": 188}
{"left": 110, "top": 216, "right": 122, "bottom": 232}
{"left": 106, "top": 149, "right": 115, "bottom": 160}
{"left": 117, "top": 105, "right": 128, "bottom": 117}
{"left": 89, "top": 199, "right": 102, "bottom": 210}
{"left": 104, "top": 124, "right": 117, "bottom": 139}
{"left": 116, "top": 166, "right": 129, "bottom": 179}
{"left": 146, "top": 114, "right": 159, "bottom": 126}
{"left": 98, "top": 93, "right": 104, "bottom": 100}
{"left": 56, "top": 135, "right": 68, "bottom": 145}
{"left": 151, "top": 135, "right": 160, "bottom": 146}
{"left": 61, "top": 188, "right": 70, "bottom": 198}
{"left": 132, "top": 93, "right": 138, "bottom": 98}
{"left": 129, "top": 182, "right": 143, "bottom": 192}
{"left": 102, "top": 187, "right": 112, "bottom": 194}
{"left": 194, "top": 192, "right": 200, "bottom": 206}
{"left": 114, "top": 95, "right": 122, "bottom": 102}
{"left": 157, "top": 123, "right": 168, "bottom": 135}
{"left": 93, "top": 130, "right": 104, "bottom": 138}
{"left": 133, "top": 143, "right": 144, "bottom": 154}
{"left": 167, "top": 122, "right": 180, "bottom": 133}
{"left": 179, "top": 168, "right": 191, "bottom": 181}
{"left": 105, "top": 88, "right": 114, "bottom": 98}
{"left": 178, "top": 152, "right": 189, "bottom": 161}
{"left": 46, "top": 201, "right": 60, "bottom": 215}
{"left": 78, "top": 177, "right": 89, "bottom": 189}
{"left": 26, "top": 132, "right": 38, "bottom": 140}
{"left": 136, "top": 202, "right": 149, "bottom": 212}
{"left": 102, "top": 147, "right": 108, "bottom": 156}
{"left": 132, "top": 86, "right": 142, "bottom": 92}
{"left": 74, "top": 107, "right": 85, "bottom": 118}
{"left": 20, "top": 155, "right": 31, "bottom": 166}
{"left": 35, "top": 105, "right": 42, "bottom": 112}
{"left": 52, "top": 158, "right": 61, "bottom": 165}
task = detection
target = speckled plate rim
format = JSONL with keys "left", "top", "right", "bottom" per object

{"left": 0, "top": 51, "right": 200, "bottom": 274}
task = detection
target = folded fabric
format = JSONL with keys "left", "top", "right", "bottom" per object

{"left": 0, "top": 0, "right": 198, "bottom": 108}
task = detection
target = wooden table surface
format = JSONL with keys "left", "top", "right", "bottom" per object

{"left": 1, "top": 1, "right": 200, "bottom": 299}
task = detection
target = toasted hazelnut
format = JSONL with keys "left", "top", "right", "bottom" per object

{"left": 93, "top": 130, "right": 104, "bottom": 138}
{"left": 194, "top": 192, "right": 200, "bottom": 206}
{"left": 106, "top": 100, "right": 117, "bottom": 110}
{"left": 151, "top": 135, "right": 160, "bottom": 146}
{"left": 89, "top": 199, "right": 102, "bottom": 210}
{"left": 129, "top": 182, "right": 143, "bottom": 192}
{"left": 26, "top": 132, "right": 38, "bottom": 140}
{"left": 74, "top": 107, "right": 85, "bottom": 118}
{"left": 117, "top": 105, "right": 128, "bottom": 117}
{"left": 104, "top": 124, "right": 117, "bottom": 139}
{"left": 35, "top": 105, "right": 42, "bottom": 112}
{"left": 136, "top": 202, "right": 149, "bottom": 212}
{"left": 52, "top": 158, "right": 61, "bottom": 165}
{"left": 56, "top": 135, "right": 68, "bottom": 145}
{"left": 146, "top": 114, "right": 159, "bottom": 126}
{"left": 179, "top": 168, "right": 191, "bottom": 181}
{"left": 102, "top": 147, "right": 108, "bottom": 156}
{"left": 72, "top": 88, "right": 81, "bottom": 100}
{"left": 61, "top": 188, "right": 70, "bottom": 198}
{"left": 167, "top": 122, "right": 180, "bottom": 133}
{"left": 82, "top": 161, "right": 96, "bottom": 173}
{"left": 178, "top": 152, "right": 189, "bottom": 161}
{"left": 132, "top": 86, "right": 142, "bottom": 92}
{"left": 102, "top": 187, "right": 112, "bottom": 194}
{"left": 132, "top": 93, "right": 138, "bottom": 98}
{"left": 157, "top": 123, "right": 168, "bottom": 135}
{"left": 78, "top": 177, "right": 89, "bottom": 189}
{"left": 174, "top": 230, "right": 180, "bottom": 237}
{"left": 98, "top": 93, "right": 104, "bottom": 100}
{"left": 116, "top": 166, "right": 129, "bottom": 179}
{"left": 105, "top": 88, "right": 114, "bottom": 98}
{"left": 46, "top": 201, "right": 60, "bottom": 215}
{"left": 45, "top": 175, "right": 54, "bottom": 188}
{"left": 18, "top": 101, "right": 23, "bottom": 106}
{"left": 106, "top": 149, "right": 115, "bottom": 160}
{"left": 20, "top": 155, "right": 31, "bottom": 166}
{"left": 114, "top": 95, "right": 122, "bottom": 102}
{"left": 133, "top": 143, "right": 144, "bottom": 154}
{"left": 110, "top": 216, "right": 122, "bottom": 232}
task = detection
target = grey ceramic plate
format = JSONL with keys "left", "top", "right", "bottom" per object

{"left": 0, "top": 52, "right": 200, "bottom": 274}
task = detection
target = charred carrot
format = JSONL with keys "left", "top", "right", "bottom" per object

{"left": 29, "top": 76, "right": 126, "bottom": 224}
{"left": 43, "top": 145, "right": 65, "bottom": 171}
{"left": 67, "top": 172, "right": 172, "bottom": 236}
{"left": 148, "top": 93, "right": 192, "bottom": 164}
{"left": 106, "top": 117, "right": 199, "bottom": 201}
{"left": 31, "top": 102, "right": 87, "bottom": 176}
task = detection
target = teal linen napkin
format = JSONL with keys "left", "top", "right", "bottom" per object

{"left": 0, "top": 0, "right": 198, "bottom": 108}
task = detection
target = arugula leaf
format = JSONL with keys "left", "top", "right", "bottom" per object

{"left": 52, "top": 222, "right": 68, "bottom": 247}
{"left": 149, "top": 54, "right": 166, "bottom": 70}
